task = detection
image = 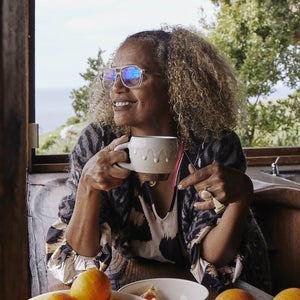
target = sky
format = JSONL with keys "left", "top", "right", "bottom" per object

{"left": 35, "top": 0, "right": 216, "bottom": 89}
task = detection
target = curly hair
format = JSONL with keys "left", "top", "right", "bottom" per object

{"left": 88, "top": 26, "right": 244, "bottom": 150}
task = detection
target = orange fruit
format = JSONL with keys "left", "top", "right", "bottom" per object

{"left": 70, "top": 269, "right": 111, "bottom": 300}
{"left": 274, "top": 288, "right": 300, "bottom": 300}
{"left": 42, "top": 292, "right": 74, "bottom": 300}
{"left": 215, "top": 288, "right": 256, "bottom": 300}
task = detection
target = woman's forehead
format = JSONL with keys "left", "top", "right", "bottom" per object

{"left": 113, "top": 40, "right": 158, "bottom": 70}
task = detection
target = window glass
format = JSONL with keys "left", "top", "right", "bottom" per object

{"left": 35, "top": 0, "right": 299, "bottom": 155}
{"left": 35, "top": 0, "right": 216, "bottom": 154}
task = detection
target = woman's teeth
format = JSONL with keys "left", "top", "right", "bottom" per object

{"left": 115, "top": 101, "right": 131, "bottom": 107}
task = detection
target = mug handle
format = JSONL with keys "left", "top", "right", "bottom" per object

{"left": 114, "top": 142, "right": 134, "bottom": 171}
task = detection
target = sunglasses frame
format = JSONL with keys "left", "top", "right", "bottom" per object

{"left": 101, "top": 65, "right": 161, "bottom": 91}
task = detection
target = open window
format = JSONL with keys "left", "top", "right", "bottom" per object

{"left": 28, "top": 1, "right": 300, "bottom": 173}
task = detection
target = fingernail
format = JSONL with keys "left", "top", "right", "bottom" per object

{"left": 194, "top": 202, "right": 201, "bottom": 208}
{"left": 177, "top": 184, "right": 183, "bottom": 190}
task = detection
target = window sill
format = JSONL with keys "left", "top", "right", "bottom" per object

{"left": 30, "top": 147, "right": 300, "bottom": 173}
{"left": 244, "top": 147, "right": 300, "bottom": 166}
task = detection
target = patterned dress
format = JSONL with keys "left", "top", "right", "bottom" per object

{"left": 46, "top": 123, "right": 271, "bottom": 293}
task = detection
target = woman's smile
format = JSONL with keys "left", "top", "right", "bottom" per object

{"left": 113, "top": 99, "right": 137, "bottom": 110}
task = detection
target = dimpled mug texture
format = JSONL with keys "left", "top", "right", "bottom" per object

{"left": 115, "top": 136, "right": 178, "bottom": 174}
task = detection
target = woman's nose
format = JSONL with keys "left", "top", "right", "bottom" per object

{"left": 112, "top": 74, "right": 129, "bottom": 92}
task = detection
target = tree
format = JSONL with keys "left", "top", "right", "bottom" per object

{"left": 250, "top": 90, "right": 300, "bottom": 146}
{"left": 70, "top": 49, "right": 106, "bottom": 119}
{"left": 199, "top": 0, "right": 300, "bottom": 146}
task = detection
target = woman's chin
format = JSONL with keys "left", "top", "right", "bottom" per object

{"left": 114, "top": 117, "right": 134, "bottom": 127}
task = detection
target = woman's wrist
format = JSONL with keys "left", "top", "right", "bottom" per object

{"left": 227, "top": 199, "right": 250, "bottom": 217}
{"left": 232, "top": 174, "right": 253, "bottom": 207}
{"left": 78, "top": 168, "right": 102, "bottom": 199}
{"left": 65, "top": 173, "right": 102, "bottom": 256}
{"left": 65, "top": 185, "right": 102, "bottom": 256}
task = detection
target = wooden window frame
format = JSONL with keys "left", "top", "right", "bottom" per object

{"left": 28, "top": 1, "right": 300, "bottom": 174}
{"left": 1, "top": 0, "right": 30, "bottom": 298}
{"left": 29, "top": 147, "right": 300, "bottom": 173}
{"left": 28, "top": 0, "right": 69, "bottom": 173}
{"left": 244, "top": 147, "right": 300, "bottom": 166}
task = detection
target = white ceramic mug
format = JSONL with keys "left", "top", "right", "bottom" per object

{"left": 114, "top": 136, "right": 179, "bottom": 175}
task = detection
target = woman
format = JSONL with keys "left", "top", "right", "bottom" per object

{"left": 47, "top": 27, "right": 271, "bottom": 293}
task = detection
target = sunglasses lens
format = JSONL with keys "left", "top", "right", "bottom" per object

{"left": 122, "top": 66, "right": 141, "bottom": 88}
{"left": 102, "top": 69, "right": 116, "bottom": 90}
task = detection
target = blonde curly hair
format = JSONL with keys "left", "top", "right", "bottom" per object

{"left": 88, "top": 26, "right": 244, "bottom": 150}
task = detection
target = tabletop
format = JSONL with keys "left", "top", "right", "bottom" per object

{"left": 46, "top": 273, "right": 273, "bottom": 300}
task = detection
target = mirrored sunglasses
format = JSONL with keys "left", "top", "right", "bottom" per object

{"left": 101, "top": 65, "right": 160, "bottom": 91}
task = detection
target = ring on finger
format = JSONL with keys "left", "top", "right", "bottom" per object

{"left": 200, "top": 188, "right": 225, "bottom": 214}
{"left": 212, "top": 197, "right": 226, "bottom": 214}
{"left": 200, "top": 187, "right": 213, "bottom": 201}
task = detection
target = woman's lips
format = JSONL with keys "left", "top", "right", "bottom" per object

{"left": 114, "top": 101, "right": 131, "bottom": 107}
{"left": 113, "top": 100, "right": 136, "bottom": 110}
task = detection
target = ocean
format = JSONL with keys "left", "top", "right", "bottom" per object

{"left": 36, "top": 88, "right": 76, "bottom": 134}
{"left": 36, "top": 85, "right": 293, "bottom": 135}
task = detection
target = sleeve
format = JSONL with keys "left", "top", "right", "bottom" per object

{"left": 46, "top": 216, "right": 112, "bottom": 285}
{"left": 46, "top": 123, "right": 116, "bottom": 284}
{"left": 181, "top": 131, "right": 267, "bottom": 293}
{"left": 196, "top": 130, "right": 246, "bottom": 172}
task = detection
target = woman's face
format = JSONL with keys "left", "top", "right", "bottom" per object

{"left": 110, "top": 40, "right": 174, "bottom": 136}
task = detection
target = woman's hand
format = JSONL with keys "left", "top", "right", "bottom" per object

{"left": 178, "top": 162, "right": 254, "bottom": 266}
{"left": 178, "top": 162, "right": 253, "bottom": 210}
{"left": 80, "top": 135, "right": 131, "bottom": 192}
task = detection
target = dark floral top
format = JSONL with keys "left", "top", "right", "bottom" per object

{"left": 46, "top": 123, "right": 271, "bottom": 293}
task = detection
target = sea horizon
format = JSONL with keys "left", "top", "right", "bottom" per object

{"left": 36, "top": 87, "right": 76, "bottom": 134}
{"left": 36, "top": 85, "right": 294, "bottom": 135}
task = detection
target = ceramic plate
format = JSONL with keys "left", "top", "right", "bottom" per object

{"left": 119, "top": 278, "right": 209, "bottom": 300}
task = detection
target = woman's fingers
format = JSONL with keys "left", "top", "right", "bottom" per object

{"left": 110, "top": 163, "right": 130, "bottom": 179}
{"left": 104, "top": 135, "right": 129, "bottom": 152}
{"left": 188, "top": 163, "right": 197, "bottom": 174}
{"left": 182, "top": 161, "right": 253, "bottom": 210}
{"left": 99, "top": 146, "right": 128, "bottom": 166}
{"left": 82, "top": 136, "right": 131, "bottom": 192}
{"left": 178, "top": 164, "right": 212, "bottom": 190}
{"left": 194, "top": 200, "right": 215, "bottom": 210}
{"left": 178, "top": 162, "right": 229, "bottom": 211}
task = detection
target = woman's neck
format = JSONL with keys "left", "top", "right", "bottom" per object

{"left": 131, "top": 121, "right": 177, "bottom": 137}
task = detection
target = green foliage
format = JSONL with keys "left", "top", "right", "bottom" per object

{"left": 37, "top": 122, "right": 87, "bottom": 154}
{"left": 237, "top": 90, "right": 300, "bottom": 146}
{"left": 66, "top": 115, "right": 81, "bottom": 126}
{"left": 40, "top": 134, "right": 59, "bottom": 150}
{"left": 200, "top": 0, "right": 300, "bottom": 146}
{"left": 70, "top": 49, "right": 106, "bottom": 119}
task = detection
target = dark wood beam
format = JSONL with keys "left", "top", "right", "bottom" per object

{"left": 0, "top": 0, "right": 30, "bottom": 299}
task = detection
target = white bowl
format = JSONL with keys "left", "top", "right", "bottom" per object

{"left": 119, "top": 278, "right": 209, "bottom": 300}
{"left": 29, "top": 290, "right": 145, "bottom": 300}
